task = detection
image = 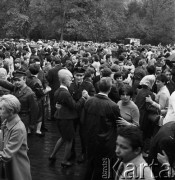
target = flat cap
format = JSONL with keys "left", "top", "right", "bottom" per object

{"left": 73, "top": 66, "right": 86, "bottom": 74}
{"left": 12, "top": 70, "right": 26, "bottom": 78}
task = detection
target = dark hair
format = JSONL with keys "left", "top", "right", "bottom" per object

{"left": 99, "top": 77, "right": 112, "bottom": 93}
{"left": 0, "top": 52, "right": 5, "bottom": 59}
{"left": 119, "top": 85, "right": 133, "bottom": 97}
{"left": 117, "top": 126, "right": 143, "bottom": 151}
{"left": 156, "top": 74, "right": 168, "bottom": 85}
{"left": 114, "top": 71, "right": 122, "bottom": 80}
{"left": 147, "top": 65, "right": 156, "bottom": 75}
{"left": 106, "top": 54, "right": 111, "bottom": 60}
{"left": 101, "top": 67, "right": 112, "bottom": 77}
{"left": 92, "top": 54, "right": 99, "bottom": 62}
{"left": 29, "top": 64, "right": 40, "bottom": 75}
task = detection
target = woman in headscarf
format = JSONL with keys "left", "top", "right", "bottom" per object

{"left": 135, "top": 75, "right": 156, "bottom": 156}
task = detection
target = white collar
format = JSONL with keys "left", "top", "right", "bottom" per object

{"left": 98, "top": 92, "right": 108, "bottom": 97}
{"left": 60, "top": 85, "right": 68, "bottom": 91}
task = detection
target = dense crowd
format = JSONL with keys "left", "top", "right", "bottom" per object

{"left": 0, "top": 38, "right": 175, "bottom": 180}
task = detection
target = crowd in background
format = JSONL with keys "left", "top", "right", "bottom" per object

{"left": 0, "top": 38, "right": 175, "bottom": 180}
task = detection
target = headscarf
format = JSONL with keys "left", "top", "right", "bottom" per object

{"left": 140, "top": 75, "right": 155, "bottom": 89}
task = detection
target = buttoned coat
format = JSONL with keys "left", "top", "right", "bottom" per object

{"left": 0, "top": 80, "right": 38, "bottom": 127}
{"left": 0, "top": 115, "right": 32, "bottom": 180}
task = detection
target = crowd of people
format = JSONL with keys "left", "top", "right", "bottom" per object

{"left": 0, "top": 38, "right": 175, "bottom": 180}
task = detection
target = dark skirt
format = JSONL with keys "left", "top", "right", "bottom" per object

{"left": 57, "top": 119, "right": 75, "bottom": 142}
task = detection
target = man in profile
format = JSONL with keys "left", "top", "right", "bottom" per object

{"left": 83, "top": 77, "right": 120, "bottom": 180}
{"left": 114, "top": 126, "right": 154, "bottom": 180}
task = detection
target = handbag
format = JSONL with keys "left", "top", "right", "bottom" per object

{"left": 146, "top": 102, "right": 160, "bottom": 124}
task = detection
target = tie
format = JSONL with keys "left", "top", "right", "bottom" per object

{"left": 115, "top": 162, "right": 124, "bottom": 180}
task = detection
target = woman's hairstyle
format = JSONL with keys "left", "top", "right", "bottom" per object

{"left": 0, "top": 94, "right": 21, "bottom": 114}
{"left": 117, "top": 126, "right": 143, "bottom": 151}
{"left": 156, "top": 74, "right": 168, "bottom": 85}
{"left": 147, "top": 65, "right": 156, "bottom": 75}
{"left": 114, "top": 71, "right": 122, "bottom": 80}
{"left": 119, "top": 84, "right": 133, "bottom": 97}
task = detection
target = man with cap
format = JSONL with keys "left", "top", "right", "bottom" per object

{"left": 69, "top": 66, "right": 96, "bottom": 163}
{"left": 0, "top": 70, "right": 38, "bottom": 134}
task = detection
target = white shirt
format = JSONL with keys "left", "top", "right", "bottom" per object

{"left": 114, "top": 154, "right": 155, "bottom": 180}
{"left": 163, "top": 91, "right": 175, "bottom": 125}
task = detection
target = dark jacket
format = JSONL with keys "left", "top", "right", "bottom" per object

{"left": 26, "top": 69, "right": 48, "bottom": 89}
{"left": 148, "top": 121, "right": 175, "bottom": 179}
{"left": 135, "top": 87, "right": 155, "bottom": 139}
{"left": 46, "top": 65, "right": 62, "bottom": 92}
{"left": 69, "top": 80, "right": 96, "bottom": 102}
{"left": 166, "top": 79, "right": 175, "bottom": 95}
{"left": 95, "top": 81, "right": 120, "bottom": 103}
{"left": 83, "top": 94, "right": 120, "bottom": 159}
{"left": 54, "top": 87, "right": 86, "bottom": 120}
{"left": 0, "top": 80, "right": 38, "bottom": 126}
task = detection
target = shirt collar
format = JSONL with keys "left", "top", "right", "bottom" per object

{"left": 98, "top": 92, "right": 108, "bottom": 97}
{"left": 60, "top": 85, "right": 68, "bottom": 91}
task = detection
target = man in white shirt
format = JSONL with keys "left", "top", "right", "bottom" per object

{"left": 113, "top": 126, "right": 155, "bottom": 180}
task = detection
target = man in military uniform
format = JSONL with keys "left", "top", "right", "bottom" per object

{"left": 0, "top": 71, "right": 38, "bottom": 134}
{"left": 69, "top": 66, "right": 96, "bottom": 163}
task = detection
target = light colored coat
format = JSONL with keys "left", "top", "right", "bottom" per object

{"left": 0, "top": 115, "right": 32, "bottom": 180}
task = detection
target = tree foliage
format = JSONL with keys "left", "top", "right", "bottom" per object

{"left": 0, "top": 0, "right": 175, "bottom": 44}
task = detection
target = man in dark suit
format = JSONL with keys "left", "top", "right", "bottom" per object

{"left": 83, "top": 77, "right": 120, "bottom": 180}
{"left": 47, "top": 57, "right": 62, "bottom": 120}
{"left": 69, "top": 66, "right": 96, "bottom": 162}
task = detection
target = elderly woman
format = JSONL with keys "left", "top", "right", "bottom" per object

{"left": 0, "top": 94, "right": 32, "bottom": 180}
{"left": 117, "top": 85, "right": 140, "bottom": 126}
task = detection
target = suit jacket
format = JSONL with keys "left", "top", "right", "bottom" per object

{"left": 83, "top": 94, "right": 120, "bottom": 159}
{"left": 54, "top": 87, "right": 85, "bottom": 120}
{"left": 47, "top": 65, "right": 62, "bottom": 92}
{"left": 0, "top": 115, "right": 32, "bottom": 180}
{"left": 69, "top": 80, "right": 96, "bottom": 102}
